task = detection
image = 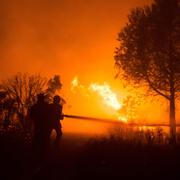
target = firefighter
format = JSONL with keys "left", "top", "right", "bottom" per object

{"left": 49, "top": 95, "right": 64, "bottom": 147}
{"left": 29, "top": 93, "right": 50, "bottom": 154}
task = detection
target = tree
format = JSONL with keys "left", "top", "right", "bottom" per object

{"left": 0, "top": 73, "right": 47, "bottom": 129}
{"left": 46, "top": 75, "right": 63, "bottom": 102}
{"left": 114, "top": 0, "right": 180, "bottom": 142}
{"left": 0, "top": 73, "right": 63, "bottom": 129}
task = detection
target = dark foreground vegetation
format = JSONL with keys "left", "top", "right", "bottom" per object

{"left": 0, "top": 126, "right": 180, "bottom": 180}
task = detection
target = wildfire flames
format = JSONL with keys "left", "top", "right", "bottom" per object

{"left": 71, "top": 76, "right": 127, "bottom": 123}
{"left": 89, "top": 83, "right": 122, "bottom": 110}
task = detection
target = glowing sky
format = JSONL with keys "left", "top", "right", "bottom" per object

{"left": 0, "top": 0, "right": 152, "bottom": 80}
{"left": 1, "top": 0, "right": 179, "bottom": 134}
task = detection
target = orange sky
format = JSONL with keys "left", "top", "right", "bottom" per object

{"left": 1, "top": 0, "right": 179, "bottom": 134}
{"left": 0, "top": 0, "right": 152, "bottom": 79}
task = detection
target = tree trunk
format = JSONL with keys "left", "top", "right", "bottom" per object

{"left": 169, "top": 87, "right": 176, "bottom": 144}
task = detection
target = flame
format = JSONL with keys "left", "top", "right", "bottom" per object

{"left": 138, "top": 126, "right": 155, "bottom": 131}
{"left": 71, "top": 76, "right": 79, "bottom": 88}
{"left": 71, "top": 76, "right": 84, "bottom": 92}
{"left": 71, "top": 76, "right": 79, "bottom": 92}
{"left": 118, "top": 116, "right": 128, "bottom": 123}
{"left": 89, "top": 82, "right": 122, "bottom": 110}
{"left": 70, "top": 77, "right": 128, "bottom": 123}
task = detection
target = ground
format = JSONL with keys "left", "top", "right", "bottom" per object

{"left": 0, "top": 128, "right": 180, "bottom": 179}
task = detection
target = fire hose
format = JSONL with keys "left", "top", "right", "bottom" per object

{"left": 62, "top": 114, "right": 179, "bottom": 127}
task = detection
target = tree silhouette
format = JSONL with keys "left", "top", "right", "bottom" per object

{"left": 0, "top": 73, "right": 63, "bottom": 130}
{"left": 115, "top": 0, "right": 180, "bottom": 141}
{"left": 46, "top": 75, "right": 63, "bottom": 102}
{"left": 0, "top": 73, "right": 47, "bottom": 129}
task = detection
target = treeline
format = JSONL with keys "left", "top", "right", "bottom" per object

{"left": 0, "top": 73, "right": 63, "bottom": 131}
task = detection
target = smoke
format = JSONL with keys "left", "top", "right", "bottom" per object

{"left": 0, "top": 0, "right": 152, "bottom": 78}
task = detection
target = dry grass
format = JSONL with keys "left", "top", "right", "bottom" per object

{"left": 0, "top": 125, "right": 180, "bottom": 179}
